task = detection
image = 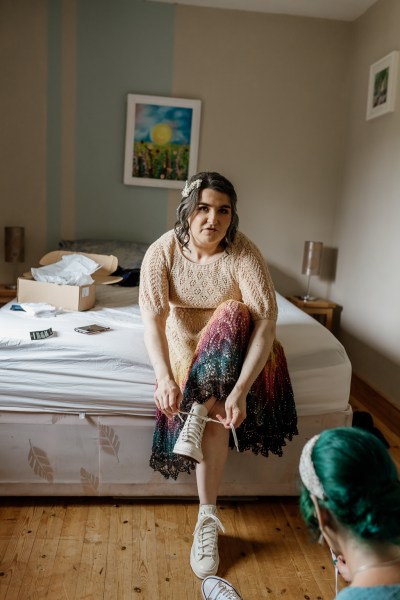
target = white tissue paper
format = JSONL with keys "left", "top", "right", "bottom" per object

{"left": 31, "top": 254, "right": 101, "bottom": 286}
{"left": 17, "top": 303, "right": 63, "bottom": 317}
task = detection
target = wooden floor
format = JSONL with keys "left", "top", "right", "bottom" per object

{"left": 0, "top": 386, "right": 399, "bottom": 600}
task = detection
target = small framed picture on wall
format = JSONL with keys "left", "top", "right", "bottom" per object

{"left": 123, "top": 94, "right": 201, "bottom": 188}
{"left": 366, "top": 50, "right": 399, "bottom": 120}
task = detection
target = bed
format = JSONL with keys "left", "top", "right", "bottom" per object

{"left": 0, "top": 260, "right": 352, "bottom": 497}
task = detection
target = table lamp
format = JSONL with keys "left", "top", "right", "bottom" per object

{"left": 5, "top": 226, "right": 25, "bottom": 289}
{"left": 301, "top": 240, "right": 323, "bottom": 301}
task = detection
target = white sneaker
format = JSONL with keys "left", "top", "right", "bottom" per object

{"left": 190, "top": 505, "right": 225, "bottom": 579}
{"left": 173, "top": 403, "right": 208, "bottom": 463}
{"left": 201, "top": 576, "right": 243, "bottom": 599}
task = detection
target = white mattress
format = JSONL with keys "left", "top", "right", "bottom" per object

{"left": 0, "top": 287, "right": 351, "bottom": 416}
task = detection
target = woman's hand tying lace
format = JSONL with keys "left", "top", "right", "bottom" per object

{"left": 215, "top": 388, "right": 247, "bottom": 429}
{"left": 154, "top": 376, "right": 182, "bottom": 418}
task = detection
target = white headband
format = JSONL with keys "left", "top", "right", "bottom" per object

{"left": 299, "top": 434, "right": 325, "bottom": 500}
{"left": 181, "top": 178, "right": 202, "bottom": 198}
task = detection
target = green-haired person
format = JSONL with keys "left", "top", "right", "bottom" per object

{"left": 299, "top": 427, "right": 400, "bottom": 598}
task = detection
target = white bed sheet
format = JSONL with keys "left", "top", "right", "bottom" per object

{"left": 0, "top": 287, "right": 351, "bottom": 416}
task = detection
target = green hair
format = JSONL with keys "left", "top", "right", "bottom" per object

{"left": 299, "top": 427, "right": 400, "bottom": 544}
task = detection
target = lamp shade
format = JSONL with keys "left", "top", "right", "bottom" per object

{"left": 5, "top": 226, "right": 25, "bottom": 263}
{"left": 301, "top": 241, "right": 323, "bottom": 276}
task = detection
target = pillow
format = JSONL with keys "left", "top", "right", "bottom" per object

{"left": 58, "top": 239, "right": 150, "bottom": 269}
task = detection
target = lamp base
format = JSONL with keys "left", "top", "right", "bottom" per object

{"left": 298, "top": 294, "right": 318, "bottom": 302}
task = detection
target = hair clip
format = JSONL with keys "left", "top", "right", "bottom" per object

{"left": 181, "top": 178, "right": 202, "bottom": 198}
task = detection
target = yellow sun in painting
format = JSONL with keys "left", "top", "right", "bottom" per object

{"left": 151, "top": 123, "right": 173, "bottom": 145}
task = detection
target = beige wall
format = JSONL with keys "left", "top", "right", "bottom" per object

{"left": 0, "top": 0, "right": 47, "bottom": 283}
{"left": 60, "top": 0, "right": 77, "bottom": 241}
{"left": 170, "top": 6, "right": 351, "bottom": 298}
{"left": 331, "top": 0, "right": 400, "bottom": 407}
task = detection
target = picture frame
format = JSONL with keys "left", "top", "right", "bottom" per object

{"left": 366, "top": 51, "right": 399, "bottom": 120}
{"left": 123, "top": 94, "right": 201, "bottom": 188}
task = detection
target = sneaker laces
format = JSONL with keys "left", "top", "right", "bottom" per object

{"left": 177, "top": 409, "right": 207, "bottom": 449}
{"left": 178, "top": 410, "right": 240, "bottom": 452}
{"left": 194, "top": 513, "right": 225, "bottom": 560}
{"left": 204, "top": 579, "right": 241, "bottom": 600}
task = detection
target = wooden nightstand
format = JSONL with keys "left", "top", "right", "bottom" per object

{"left": 0, "top": 284, "right": 17, "bottom": 307}
{"left": 286, "top": 296, "right": 342, "bottom": 336}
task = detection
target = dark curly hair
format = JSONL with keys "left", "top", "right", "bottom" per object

{"left": 174, "top": 171, "right": 239, "bottom": 251}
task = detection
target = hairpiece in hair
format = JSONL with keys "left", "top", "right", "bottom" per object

{"left": 299, "top": 434, "right": 325, "bottom": 500}
{"left": 181, "top": 178, "right": 202, "bottom": 198}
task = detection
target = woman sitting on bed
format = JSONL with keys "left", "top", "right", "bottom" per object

{"left": 139, "top": 171, "right": 297, "bottom": 579}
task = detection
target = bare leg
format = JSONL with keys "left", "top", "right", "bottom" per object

{"left": 196, "top": 398, "right": 229, "bottom": 505}
{"left": 190, "top": 397, "right": 229, "bottom": 578}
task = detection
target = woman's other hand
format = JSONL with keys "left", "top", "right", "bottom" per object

{"left": 155, "top": 376, "right": 182, "bottom": 418}
{"left": 215, "top": 389, "right": 247, "bottom": 429}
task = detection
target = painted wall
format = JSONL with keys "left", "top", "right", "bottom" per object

{"left": 0, "top": 0, "right": 175, "bottom": 284}
{"left": 0, "top": 0, "right": 48, "bottom": 283}
{"left": 0, "top": 0, "right": 350, "bottom": 295}
{"left": 171, "top": 6, "right": 351, "bottom": 298}
{"left": 331, "top": 0, "right": 400, "bottom": 407}
{"left": 74, "top": 0, "right": 175, "bottom": 245}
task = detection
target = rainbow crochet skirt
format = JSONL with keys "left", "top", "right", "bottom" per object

{"left": 150, "top": 300, "right": 298, "bottom": 480}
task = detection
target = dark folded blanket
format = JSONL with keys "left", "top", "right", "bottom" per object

{"left": 111, "top": 267, "right": 140, "bottom": 287}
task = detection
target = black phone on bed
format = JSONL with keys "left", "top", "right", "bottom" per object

{"left": 74, "top": 324, "right": 111, "bottom": 335}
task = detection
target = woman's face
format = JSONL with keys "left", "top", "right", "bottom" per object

{"left": 187, "top": 188, "right": 232, "bottom": 251}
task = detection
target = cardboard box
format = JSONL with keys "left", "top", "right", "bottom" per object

{"left": 17, "top": 250, "right": 122, "bottom": 311}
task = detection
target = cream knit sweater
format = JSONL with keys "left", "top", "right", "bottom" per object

{"left": 139, "top": 230, "right": 277, "bottom": 384}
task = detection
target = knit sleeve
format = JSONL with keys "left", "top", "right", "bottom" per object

{"left": 235, "top": 236, "right": 278, "bottom": 322}
{"left": 138, "top": 238, "right": 170, "bottom": 316}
